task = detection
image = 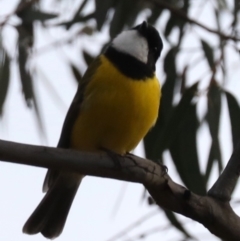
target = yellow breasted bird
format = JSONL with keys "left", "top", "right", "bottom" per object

{"left": 23, "top": 21, "right": 163, "bottom": 239}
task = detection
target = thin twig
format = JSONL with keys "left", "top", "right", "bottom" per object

{"left": 149, "top": 0, "right": 240, "bottom": 41}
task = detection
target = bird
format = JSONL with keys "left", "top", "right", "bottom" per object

{"left": 23, "top": 21, "right": 163, "bottom": 239}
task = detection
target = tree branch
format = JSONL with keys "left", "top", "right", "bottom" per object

{"left": 0, "top": 138, "right": 240, "bottom": 240}
{"left": 0, "top": 139, "right": 166, "bottom": 186}
{"left": 149, "top": 0, "right": 240, "bottom": 42}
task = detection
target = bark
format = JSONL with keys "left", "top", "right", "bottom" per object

{"left": 0, "top": 139, "right": 240, "bottom": 240}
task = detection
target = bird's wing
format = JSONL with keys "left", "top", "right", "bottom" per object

{"left": 42, "top": 56, "right": 102, "bottom": 192}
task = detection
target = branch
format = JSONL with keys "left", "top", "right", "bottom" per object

{"left": 0, "top": 139, "right": 240, "bottom": 240}
{"left": 149, "top": 0, "right": 240, "bottom": 42}
{"left": 208, "top": 141, "right": 240, "bottom": 201}
{"left": 0, "top": 139, "right": 165, "bottom": 185}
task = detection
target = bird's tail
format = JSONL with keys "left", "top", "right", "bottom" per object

{"left": 23, "top": 174, "right": 82, "bottom": 239}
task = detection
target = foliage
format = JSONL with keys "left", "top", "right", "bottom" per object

{"left": 1, "top": 0, "right": 240, "bottom": 240}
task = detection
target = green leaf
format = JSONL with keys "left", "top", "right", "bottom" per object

{"left": 32, "top": 94, "right": 46, "bottom": 140}
{"left": 71, "top": 0, "right": 88, "bottom": 22}
{"left": 144, "top": 81, "right": 198, "bottom": 162}
{"left": 0, "top": 48, "right": 10, "bottom": 116}
{"left": 144, "top": 47, "right": 179, "bottom": 160}
{"left": 161, "top": 46, "right": 179, "bottom": 117}
{"left": 170, "top": 101, "right": 206, "bottom": 195}
{"left": 17, "top": 24, "right": 45, "bottom": 136}
{"left": 180, "top": 65, "right": 188, "bottom": 94}
{"left": 17, "top": 23, "right": 34, "bottom": 48}
{"left": 59, "top": 14, "right": 94, "bottom": 29}
{"left": 217, "top": 0, "right": 228, "bottom": 10}
{"left": 164, "top": 210, "right": 192, "bottom": 238}
{"left": 83, "top": 51, "right": 94, "bottom": 66}
{"left": 205, "top": 143, "right": 215, "bottom": 183}
{"left": 205, "top": 140, "right": 222, "bottom": 183}
{"left": 63, "top": 0, "right": 93, "bottom": 29}
{"left": 109, "top": 0, "right": 139, "bottom": 38}
{"left": 18, "top": 9, "right": 58, "bottom": 24}
{"left": 147, "top": 7, "right": 163, "bottom": 25}
{"left": 207, "top": 82, "right": 221, "bottom": 138}
{"left": 18, "top": 42, "right": 33, "bottom": 105}
{"left": 94, "top": 0, "right": 116, "bottom": 30}
{"left": 225, "top": 91, "right": 240, "bottom": 148}
{"left": 71, "top": 64, "right": 82, "bottom": 84}
{"left": 206, "top": 81, "right": 222, "bottom": 173}
{"left": 201, "top": 39, "right": 215, "bottom": 70}
{"left": 232, "top": 0, "right": 240, "bottom": 28}
{"left": 164, "top": 0, "right": 189, "bottom": 40}
{"left": 161, "top": 82, "right": 199, "bottom": 153}
{"left": 164, "top": 14, "right": 177, "bottom": 38}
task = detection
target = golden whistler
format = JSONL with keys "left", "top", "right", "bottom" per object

{"left": 23, "top": 21, "right": 163, "bottom": 239}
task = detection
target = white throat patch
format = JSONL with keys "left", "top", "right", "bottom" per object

{"left": 112, "top": 30, "right": 149, "bottom": 64}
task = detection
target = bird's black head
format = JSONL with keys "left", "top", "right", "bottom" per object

{"left": 133, "top": 21, "right": 163, "bottom": 70}
{"left": 105, "top": 21, "right": 163, "bottom": 79}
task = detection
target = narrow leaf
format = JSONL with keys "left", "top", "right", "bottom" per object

{"left": 0, "top": 49, "right": 10, "bottom": 116}
{"left": 201, "top": 39, "right": 215, "bottom": 70}
{"left": 205, "top": 140, "right": 222, "bottom": 183}
{"left": 232, "top": 0, "right": 240, "bottom": 28}
{"left": 225, "top": 91, "right": 240, "bottom": 148}
{"left": 144, "top": 81, "right": 198, "bottom": 162}
{"left": 207, "top": 81, "right": 221, "bottom": 138}
{"left": 147, "top": 7, "right": 163, "bottom": 25}
{"left": 18, "top": 44, "right": 33, "bottom": 105}
{"left": 109, "top": 0, "right": 138, "bottom": 38}
{"left": 160, "top": 82, "right": 199, "bottom": 153}
{"left": 162, "top": 47, "right": 179, "bottom": 117}
{"left": 64, "top": 0, "right": 90, "bottom": 29}
{"left": 32, "top": 94, "right": 46, "bottom": 141}
{"left": 206, "top": 81, "right": 222, "bottom": 173}
{"left": 164, "top": 14, "right": 177, "bottom": 37}
{"left": 83, "top": 51, "right": 94, "bottom": 66}
{"left": 170, "top": 102, "right": 206, "bottom": 195}
{"left": 94, "top": 0, "right": 116, "bottom": 30}
{"left": 164, "top": 210, "right": 192, "bottom": 238}
{"left": 18, "top": 9, "right": 58, "bottom": 24}
{"left": 205, "top": 143, "right": 215, "bottom": 183}
{"left": 144, "top": 47, "right": 179, "bottom": 160}
{"left": 71, "top": 64, "right": 82, "bottom": 84}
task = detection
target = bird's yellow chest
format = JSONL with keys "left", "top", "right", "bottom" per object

{"left": 71, "top": 56, "right": 161, "bottom": 154}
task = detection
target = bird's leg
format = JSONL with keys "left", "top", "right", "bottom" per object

{"left": 100, "top": 147, "right": 123, "bottom": 169}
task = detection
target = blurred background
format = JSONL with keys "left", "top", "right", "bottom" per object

{"left": 0, "top": 0, "right": 240, "bottom": 240}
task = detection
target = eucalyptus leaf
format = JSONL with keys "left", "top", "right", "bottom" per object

{"left": 18, "top": 9, "right": 58, "bottom": 24}
{"left": 71, "top": 64, "right": 82, "bottom": 84}
{"left": 18, "top": 44, "right": 33, "bottom": 105}
{"left": 164, "top": 210, "right": 192, "bottom": 238}
{"left": 144, "top": 47, "right": 179, "bottom": 160}
{"left": 205, "top": 143, "right": 215, "bottom": 183}
{"left": 109, "top": 0, "right": 138, "bottom": 38}
{"left": 0, "top": 49, "right": 10, "bottom": 116}
{"left": 94, "top": 0, "right": 117, "bottom": 30}
{"left": 83, "top": 51, "right": 94, "bottom": 66}
{"left": 201, "top": 39, "right": 215, "bottom": 70}
{"left": 225, "top": 91, "right": 240, "bottom": 148}
{"left": 170, "top": 101, "right": 206, "bottom": 195}
{"left": 206, "top": 81, "right": 222, "bottom": 173}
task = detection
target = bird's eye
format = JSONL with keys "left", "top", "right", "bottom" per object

{"left": 154, "top": 47, "right": 158, "bottom": 52}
